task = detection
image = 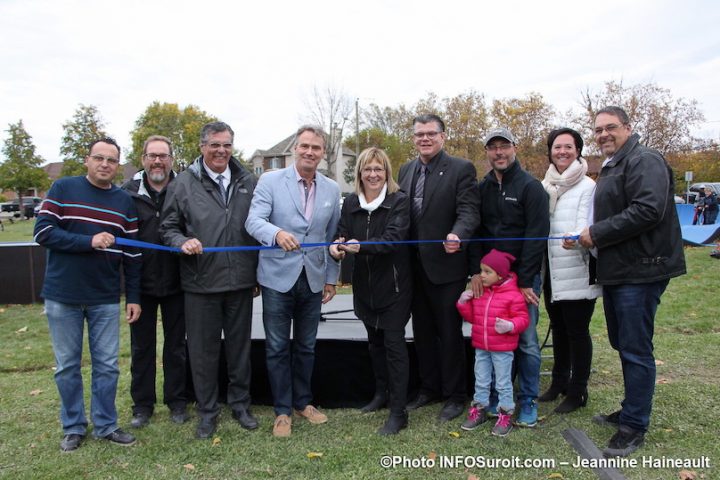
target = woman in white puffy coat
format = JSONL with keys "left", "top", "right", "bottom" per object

{"left": 539, "top": 128, "right": 602, "bottom": 414}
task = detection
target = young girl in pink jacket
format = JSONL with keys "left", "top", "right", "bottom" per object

{"left": 456, "top": 249, "right": 529, "bottom": 436}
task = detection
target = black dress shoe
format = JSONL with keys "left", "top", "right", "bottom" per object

{"left": 103, "top": 429, "right": 136, "bottom": 446}
{"left": 438, "top": 401, "right": 465, "bottom": 422}
{"left": 603, "top": 425, "right": 645, "bottom": 457}
{"left": 377, "top": 411, "right": 408, "bottom": 435}
{"left": 130, "top": 412, "right": 150, "bottom": 428}
{"left": 170, "top": 408, "right": 189, "bottom": 424}
{"left": 60, "top": 433, "right": 85, "bottom": 452}
{"left": 592, "top": 410, "right": 621, "bottom": 427}
{"left": 538, "top": 384, "right": 567, "bottom": 402}
{"left": 232, "top": 409, "right": 259, "bottom": 430}
{"left": 554, "top": 390, "right": 588, "bottom": 414}
{"left": 406, "top": 394, "right": 439, "bottom": 410}
{"left": 360, "top": 394, "right": 387, "bottom": 413}
{"left": 196, "top": 418, "right": 217, "bottom": 439}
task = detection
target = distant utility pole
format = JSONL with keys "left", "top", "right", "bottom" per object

{"left": 355, "top": 98, "right": 360, "bottom": 156}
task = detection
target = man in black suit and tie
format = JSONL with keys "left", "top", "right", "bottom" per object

{"left": 398, "top": 114, "right": 481, "bottom": 422}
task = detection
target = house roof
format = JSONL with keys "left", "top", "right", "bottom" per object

{"left": 253, "top": 133, "right": 297, "bottom": 159}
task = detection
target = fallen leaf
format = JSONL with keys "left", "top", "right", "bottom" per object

{"left": 427, "top": 451, "right": 437, "bottom": 460}
{"left": 656, "top": 378, "right": 670, "bottom": 384}
{"left": 655, "top": 359, "right": 665, "bottom": 366}
{"left": 306, "top": 452, "right": 323, "bottom": 459}
{"left": 601, "top": 370, "right": 610, "bottom": 375}
{"left": 183, "top": 464, "right": 195, "bottom": 471}
{"left": 679, "top": 470, "right": 697, "bottom": 480}
{"left": 0, "top": 308, "right": 5, "bottom": 313}
{"left": 16, "top": 326, "right": 28, "bottom": 333}
{"left": 468, "top": 475, "right": 479, "bottom": 480}
{"left": 664, "top": 428, "right": 673, "bottom": 433}
{"left": 547, "top": 474, "right": 564, "bottom": 479}
{"left": 212, "top": 437, "right": 221, "bottom": 446}
{"left": 448, "top": 431, "right": 460, "bottom": 438}
{"left": 29, "top": 389, "right": 43, "bottom": 396}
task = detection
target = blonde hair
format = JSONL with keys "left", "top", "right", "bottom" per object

{"left": 354, "top": 147, "right": 399, "bottom": 196}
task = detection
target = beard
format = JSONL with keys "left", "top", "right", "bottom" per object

{"left": 148, "top": 171, "right": 167, "bottom": 183}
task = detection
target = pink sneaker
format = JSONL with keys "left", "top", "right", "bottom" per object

{"left": 492, "top": 409, "right": 513, "bottom": 437}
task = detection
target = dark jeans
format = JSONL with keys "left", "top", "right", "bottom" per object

{"left": 411, "top": 266, "right": 466, "bottom": 403}
{"left": 185, "top": 289, "right": 253, "bottom": 421}
{"left": 262, "top": 271, "right": 322, "bottom": 416}
{"left": 130, "top": 292, "right": 186, "bottom": 415}
{"left": 603, "top": 280, "right": 669, "bottom": 432}
{"left": 365, "top": 324, "right": 409, "bottom": 415}
{"left": 543, "top": 297, "right": 596, "bottom": 396}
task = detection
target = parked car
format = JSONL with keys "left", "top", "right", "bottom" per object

{"left": 0, "top": 197, "right": 42, "bottom": 218}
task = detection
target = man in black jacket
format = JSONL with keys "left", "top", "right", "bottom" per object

{"left": 470, "top": 127, "right": 549, "bottom": 428}
{"left": 161, "top": 122, "right": 259, "bottom": 439}
{"left": 580, "top": 106, "right": 686, "bottom": 457}
{"left": 398, "top": 114, "right": 481, "bottom": 422}
{"left": 122, "top": 135, "right": 187, "bottom": 429}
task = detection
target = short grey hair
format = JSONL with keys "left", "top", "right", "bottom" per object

{"left": 294, "top": 125, "right": 327, "bottom": 148}
{"left": 200, "top": 122, "right": 234, "bottom": 144}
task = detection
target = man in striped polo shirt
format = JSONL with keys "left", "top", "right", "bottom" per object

{"left": 34, "top": 137, "right": 142, "bottom": 452}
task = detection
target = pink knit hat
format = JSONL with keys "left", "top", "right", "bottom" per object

{"left": 481, "top": 249, "right": 516, "bottom": 279}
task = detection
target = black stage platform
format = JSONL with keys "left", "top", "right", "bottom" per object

{"left": 218, "top": 294, "right": 476, "bottom": 409}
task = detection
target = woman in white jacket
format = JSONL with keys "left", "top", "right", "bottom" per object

{"left": 539, "top": 128, "right": 602, "bottom": 414}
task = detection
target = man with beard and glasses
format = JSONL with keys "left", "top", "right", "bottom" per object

{"left": 469, "top": 127, "right": 549, "bottom": 429}
{"left": 122, "top": 135, "right": 187, "bottom": 429}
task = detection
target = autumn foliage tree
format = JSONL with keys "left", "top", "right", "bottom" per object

{"left": 0, "top": 120, "right": 49, "bottom": 208}
{"left": 128, "top": 102, "right": 218, "bottom": 169}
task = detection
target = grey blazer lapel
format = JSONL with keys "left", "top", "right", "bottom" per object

{"left": 284, "top": 167, "right": 305, "bottom": 217}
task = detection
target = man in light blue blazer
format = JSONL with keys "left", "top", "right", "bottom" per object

{"left": 246, "top": 125, "right": 341, "bottom": 437}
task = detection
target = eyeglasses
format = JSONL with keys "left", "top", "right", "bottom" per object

{"left": 413, "top": 131, "right": 441, "bottom": 140}
{"left": 594, "top": 124, "right": 624, "bottom": 135}
{"left": 485, "top": 143, "right": 513, "bottom": 152}
{"left": 203, "top": 142, "right": 233, "bottom": 150}
{"left": 361, "top": 167, "right": 385, "bottom": 174}
{"left": 88, "top": 154, "right": 119, "bottom": 164}
{"left": 143, "top": 153, "right": 172, "bottom": 161}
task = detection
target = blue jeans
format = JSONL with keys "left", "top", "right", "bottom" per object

{"left": 516, "top": 273, "right": 542, "bottom": 401}
{"left": 262, "top": 271, "right": 322, "bottom": 416}
{"left": 603, "top": 280, "right": 669, "bottom": 432}
{"left": 45, "top": 300, "right": 120, "bottom": 438}
{"left": 473, "top": 350, "right": 514, "bottom": 412}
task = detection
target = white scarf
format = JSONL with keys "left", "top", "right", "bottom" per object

{"left": 542, "top": 158, "right": 588, "bottom": 213}
{"left": 359, "top": 184, "right": 387, "bottom": 212}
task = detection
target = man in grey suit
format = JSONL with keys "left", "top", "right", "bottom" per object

{"left": 398, "top": 114, "right": 481, "bottom": 422}
{"left": 246, "top": 125, "right": 341, "bottom": 437}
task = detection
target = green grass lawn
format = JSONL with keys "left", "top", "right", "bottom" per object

{"left": 0, "top": 248, "right": 718, "bottom": 479}
{"left": 0, "top": 217, "right": 36, "bottom": 243}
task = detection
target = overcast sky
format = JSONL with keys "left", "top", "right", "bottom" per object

{"left": 1, "top": 0, "right": 719, "bottom": 164}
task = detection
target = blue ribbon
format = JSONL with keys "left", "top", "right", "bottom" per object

{"left": 114, "top": 235, "right": 581, "bottom": 253}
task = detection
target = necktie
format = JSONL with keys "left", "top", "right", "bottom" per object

{"left": 217, "top": 175, "right": 228, "bottom": 205}
{"left": 413, "top": 165, "right": 426, "bottom": 218}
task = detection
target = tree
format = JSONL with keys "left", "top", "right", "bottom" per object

{"left": 128, "top": 102, "right": 218, "bottom": 168}
{"left": 577, "top": 80, "right": 705, "bottom": 155}
{"left": 342, "top": 128, "right": 414, "bottom": 184}
{"left": 303, "top": 85, "right": 354, "bottom": 180}
{"left": 60, "top": 104, "right": 108, "bottom": 177}
{"left": 0, "top": 120, "right": 49, "bottom": 209}
{"left": 490, "top": 92, "right": 555, "bottom": 178}
{"left": 442, "top": 90, "right": 491, "bottom": 171}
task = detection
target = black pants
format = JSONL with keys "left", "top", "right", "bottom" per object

{"left": 411, "top": 267, "right": 467, "bottom": 403}
{"left": 185, "top": 289, "right": 253, "bottom": 421}
{"left": 130, "top": 292, "right": 186, "bottom": 415}
{"left": 543, "top": 297, "right": 597, "bottom": 396}
{"left": 365, "top": 324, "right": 409, "bottom": 414}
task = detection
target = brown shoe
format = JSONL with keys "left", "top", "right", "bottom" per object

{"left": 272, "top": 414, "right": 292, "bottom": 437}
{"left": 294, "top": 405, "right": 328, "bottom": 424}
